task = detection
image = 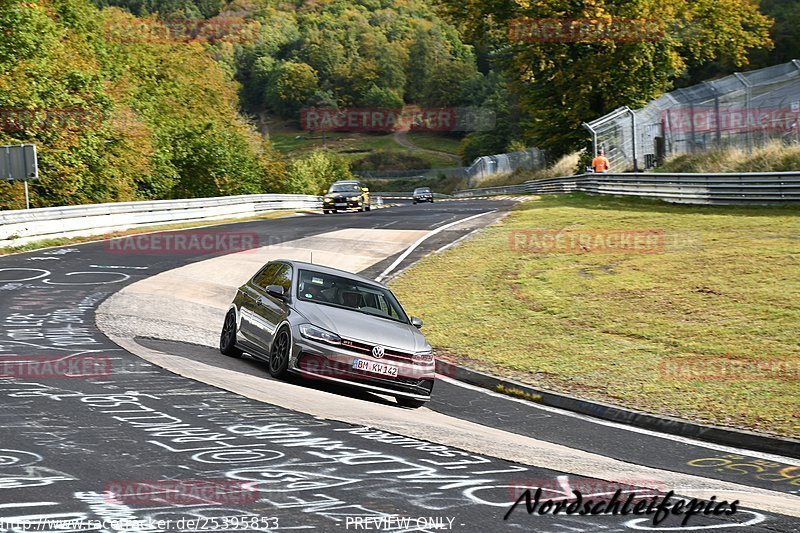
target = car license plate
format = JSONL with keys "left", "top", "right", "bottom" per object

{"left": 335, "top": 203, "right": 347, "bottom": 207}
{"left": 353, "top": 358, "right": 398, "bottom": 377}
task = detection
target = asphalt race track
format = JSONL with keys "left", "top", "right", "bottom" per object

{"left": 0, "top": 199, "right": 798, "bottom": 532}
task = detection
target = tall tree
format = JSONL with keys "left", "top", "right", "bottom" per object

{"left": 437, "top": 0, "right": 772, "bottom": 156}
{"left": 264, "top": 60, "right": 319, "bottom": 117}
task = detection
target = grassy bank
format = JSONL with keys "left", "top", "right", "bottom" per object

{"left": 266, "top": 120, "right": 458, "bottom": 168}
{"left": 656, "top": 143, "right": 800, "bottom": 173}
{"left": 390, "top": 194, "right": 800, "bottom": 437}
{"left": 406, "top": 132, "right": 462, "bottom": 155}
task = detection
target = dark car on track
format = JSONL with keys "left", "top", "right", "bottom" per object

{"left": 323, "top": 180, "right": 370, "bottom": 213}
{"left": 220, "top": 260, "right": 435, "bottom": 407}
{"left": 412, "top": 187, "right": 434, "bottom": 204}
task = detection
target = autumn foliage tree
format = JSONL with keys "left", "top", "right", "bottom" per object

{"left": 0, "top": 0, "right": 285, "bottom": 209}
{"left": 437, "top": 0, "right": 773, "bottom": 156}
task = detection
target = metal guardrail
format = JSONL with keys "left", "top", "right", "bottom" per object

{"left": 0, "top": 194, "right": 321, "bottom": 224}
{"left": 453, "top": 172, "right": 800, "bottom": 205}
{"left": 0, "top": 193, "right": 323, "bottom": 247}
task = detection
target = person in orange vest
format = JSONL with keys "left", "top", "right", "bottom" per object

{"left": 592, "top": 149, "right": 610, "bottom": 173}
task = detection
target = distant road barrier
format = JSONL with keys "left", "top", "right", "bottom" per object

{"left": 0, "top": 194, "right": 322, "bottom": 248}
{"left": 370, "top": 191, "right": 451, "bottom": 200}
{"left": 454, "top": 172, "right": 800, "bottom": 205}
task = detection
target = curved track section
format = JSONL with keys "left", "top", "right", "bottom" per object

{"left": 1, "top": 200, "right": 798, "bottom": 532}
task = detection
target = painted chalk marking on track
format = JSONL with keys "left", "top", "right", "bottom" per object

{"left": 90, "top": 265, "right": 149, "bottom": 270}
{"left": 375, "top": 211, "right": 496, "bottom": 282}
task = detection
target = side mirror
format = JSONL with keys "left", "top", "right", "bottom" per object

{"left": 265, "top": 285, "right": 285, "bottom": 300}
{"left": 411, "top": 316, "right": 423, "bottom": 328}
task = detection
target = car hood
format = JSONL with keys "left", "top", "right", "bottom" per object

{"left": 293, "top": 301, "right": 427, "bottom": 352}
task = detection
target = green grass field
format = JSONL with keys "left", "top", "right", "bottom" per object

{"left": 266, "top": 120, "right": 457, "bottom": 168}
{"left": 405, "top": 131, "right": 463, "bottom": 155}
{"left": 390, "top": 194, "right": 800, "bottom": 437}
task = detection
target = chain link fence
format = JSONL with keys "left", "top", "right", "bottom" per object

{"left": 463, "top": 148, "right": 547, "bottom": 186}
{"left": 584, "top": 60, "right": 800, "bottom": 171}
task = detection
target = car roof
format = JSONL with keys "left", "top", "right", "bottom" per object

{"left": 331, "top": 180, "right": 361, "bottom": 185}
{"left": 273, "top": 260, "right": 388, "bottom": 288}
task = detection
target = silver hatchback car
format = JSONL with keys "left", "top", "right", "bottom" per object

{"left": 220, "top": 260, "right": 435, "bottom": 407}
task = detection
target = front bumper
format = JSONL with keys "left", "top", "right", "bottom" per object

{"left": 324, "top": 197, "right": 364, "bottom": 210}
{"left": 289, "top": 331, "right": 434, "bottom": 400}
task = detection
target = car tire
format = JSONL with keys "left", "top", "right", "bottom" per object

{"left": 412, "top": 200, "right": 417, "bottom": 204}
{"left": 396, "top": 397, "right": 426, "bottom": 409}
{"left": 268, "top": 326, "right": 291, "bottom": 378}
{"left": 220, "top": 310, "right": 243, "bottom": 358}
{"left": 323, "top": 209, "right": 330, "bottom": 214}
{"left": 365, "top": 205, "right": 371, "bottom": 211}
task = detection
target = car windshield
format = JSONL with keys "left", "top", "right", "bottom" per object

{"left": 297, "top": 269, "right": 409, "bottom": 324}
{"left": 414, "top": 188, "right": 431, "bottom": 193}
{"left": 329, "top": 184, "right": 361, "bottom": 193}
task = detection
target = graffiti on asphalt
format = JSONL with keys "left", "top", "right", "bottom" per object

{"left": 688, "top": 454, "right": 800, "bottom": 494}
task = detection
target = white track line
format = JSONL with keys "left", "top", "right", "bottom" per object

{"left": 374, "top": 210, "right": 496, "bottom": 282}
{"left": 440, "top": 375, "right": 800, "bottom": 465}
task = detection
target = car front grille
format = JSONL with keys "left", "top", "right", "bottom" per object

{"left": 340, "top": 338, "right": 414, "bottom": 363}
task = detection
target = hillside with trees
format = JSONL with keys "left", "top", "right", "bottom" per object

{"left": 0, "top": 0, "right": 290, "bottom": 210}
{"left": 0, "top": 0, "right": 795, "bottom": 209}
{"left": 234, "top": 0, "right": 479, "bottom": 115}
{"left": 437, "top": 0, "right": 773, "bottom": 158}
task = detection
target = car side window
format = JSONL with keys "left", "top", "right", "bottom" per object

{"left": 273, "top": 264, "right": 292, "bottom": 294}
{"left": 375, "top": 293, "right": 400, "bottom": 320}
{"left": 253, "top": 263, "right": 280, "bottom": 289}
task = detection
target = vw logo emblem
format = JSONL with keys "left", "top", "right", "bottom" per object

{"left": 372, "top": 345, "right": 385, "bottom": 358}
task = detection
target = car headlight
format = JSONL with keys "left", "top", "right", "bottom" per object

{"left": 348, "top": 196, "right": 360, "bottom": 201}
{"left": 299, "top": 324, "right": 341, "bottom": 345}
{"left": 412, "top": 350, "right": 434, "bottom": 364}
{"left": 324, "top": 198, "right": 333, "bottom": 203}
